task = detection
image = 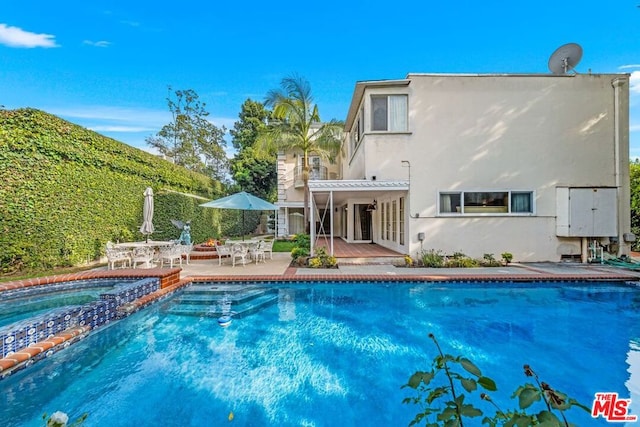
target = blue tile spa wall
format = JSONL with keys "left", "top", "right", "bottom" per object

{"left": 1, "top": 278, "right": 159, "bottom": 358}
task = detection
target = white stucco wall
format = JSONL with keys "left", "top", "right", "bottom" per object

{"left": 345, "top": 73, "right": 630, "bottom": 262}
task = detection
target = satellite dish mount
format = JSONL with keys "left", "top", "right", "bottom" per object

{"left": 548, "top": 43, "right": 583, "bottom": 75}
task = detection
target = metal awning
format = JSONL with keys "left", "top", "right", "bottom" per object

{"left": 308, "top": 179, "right": 409, "bottom": 206}
{"left": 308, "top": 180, "right": 409, "bottom": 255}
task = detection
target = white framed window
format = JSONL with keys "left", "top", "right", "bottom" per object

{"left": 399, "top": 197, "right": 405, "bottom": 245}
{"left": 350, "top": 108, "right": 364, "bottom": 157}
{"left": 392, "top": 200, "right": 397, "bottom": 242}
{"left": 380, "top": 202, "right": 385, "bottom": 240}
{"left": 371, "top": 95, "right": 407, "bottom": 132}
{"left": 385, "top": 202, "right": 390, "bottom": 239}
{"left": 298, "top": 155, "right": 322, "bottom": 179}
{"left": 439, "top": 191, "right": 534, "bottom": 215}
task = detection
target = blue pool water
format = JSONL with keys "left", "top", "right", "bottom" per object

{"left": 1, "top": 281, "right": 640, "bottom": 426}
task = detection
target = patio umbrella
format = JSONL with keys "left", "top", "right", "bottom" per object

{"left": 200, "top": 191, "right": 277, "bottom": 240}
{"left": 139, "top": 187, "right": 155, "bottom": 242}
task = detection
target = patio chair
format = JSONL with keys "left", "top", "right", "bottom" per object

{"left": 180, "top": 243, "right": 194, "bottom": 265}
{"left": 215, "top": 244, "right": 232, "bottom": 266}
{"left": 158, "top": 244, "right": 183, "bottom": 268}
{"left": 231, "top": 244, "right": 249, "bottom": 267}
{"left": 105, "top": 242, "right": 131, "bottom": 270}
{"left": 131, "top": 246, "right": 155, "bottom": 269}
{"left": 251, "top": 241, "right": 266, "bottom": 264}
{"left": 262, "top": 239, "right": 274, "bottom": 260}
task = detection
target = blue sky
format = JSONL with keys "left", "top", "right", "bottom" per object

{"left": 1, "top": 1, "right": 639, "bottom": 158}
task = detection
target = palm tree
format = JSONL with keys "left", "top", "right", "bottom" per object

{"left": 257, "top": 75, "right": 343, "bottom": 232}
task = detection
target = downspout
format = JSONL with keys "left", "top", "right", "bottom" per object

{"left": 611, "top": 77, "right": 627, "bottom": 257}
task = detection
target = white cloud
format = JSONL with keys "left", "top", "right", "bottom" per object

{"left": 48, "top": 106, "right": 170, "bottom": 128}
{"left": 120, "top": 20, "right": 140, "bottom": 27}
{"left": 83, "top": 40, "right": 111, "bottom": 48}
{"left": 630, "top": 71, "right": 640, "bottom": 95}
{"left": 45, "top": 105, "right": 236, "bottom": 151}
{"left": 0, "top": 23, "right": 58, "bottom": 48}
{"left": 619, "top": 65, "right": 640, "bottom": 70}
{"left": 90, "top": 125, "right": 156, "bottom": 132}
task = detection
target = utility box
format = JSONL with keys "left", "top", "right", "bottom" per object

{"left": 556, "top": 187, "right": 617, "bottom": 237}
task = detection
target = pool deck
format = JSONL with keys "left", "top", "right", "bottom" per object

{"left": 175, "top": 252, "right": 640, "bottom": 282}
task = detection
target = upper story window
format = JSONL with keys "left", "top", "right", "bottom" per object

{"left": 350, "top": 108, "right": 365, "bottom": 157}
{"left": 371, "top": 95, "right": 407, "bottom": 132}
{"left": 439, "top": 191, "right": 534, "bottom": 215}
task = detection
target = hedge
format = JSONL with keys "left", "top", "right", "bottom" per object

{"left": 0, "top": 108, "right": 224, "bottom": 273}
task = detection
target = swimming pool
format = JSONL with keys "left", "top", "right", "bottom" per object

{"left": 1, "top": 280, "right": 639, "bottom": 426}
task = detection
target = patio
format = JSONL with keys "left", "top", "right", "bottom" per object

{"left": 313, "top": 236, "right": 404, "bottom": 262}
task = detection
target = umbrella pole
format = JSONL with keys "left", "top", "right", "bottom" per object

{"left": 242, "top": 211, "right": 245, "bottom": 241}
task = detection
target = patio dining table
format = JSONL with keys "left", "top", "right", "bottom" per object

{"left": 114, "top": 240, "right": 175, "bottom": 249}
{"left": 223, "top": 240, "right": 266, "bottom": 263}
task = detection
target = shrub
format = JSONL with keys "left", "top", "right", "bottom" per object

{"left": 308, "top": 247, "right": 337, "bottom": 268}
{"left": 419, "top": 249, "right": 445, "bottom": 268}
{"left": 501, "top": 252, "right": 513, "bottom": 265}
{"left": 444, "top": 252, "right": 479, "bottom": 268}
{"left": 291, "top": 247, "right": 310, "bottom": 260}
{"left": 404, "top": 255, "right": 414, "bottom": 267}
{"left": 480, "top": 253, "right": 501, "bottom": 267}
{"left": 293, "top": 233, "right": 311, "bottom": 250}
{"left": 0, "top": 108, "right": 222, "bottom": 274}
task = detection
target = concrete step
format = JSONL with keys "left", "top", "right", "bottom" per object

{"left": 336, "top": 256, "right": 405, "bottom": 265}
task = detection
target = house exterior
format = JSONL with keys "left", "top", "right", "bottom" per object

{"left": 276, "top": 73, "right": 632, "bottom": 262}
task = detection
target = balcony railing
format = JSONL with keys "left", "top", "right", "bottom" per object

{"left": 293, "top": 165, "right": 329, "bottom": 188}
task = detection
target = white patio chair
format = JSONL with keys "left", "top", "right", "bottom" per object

{"left": 131, "top": 246, "right": 155, "bottom": 269}
{"left": 158, "top": 244, "right": 183, "bottom": 268}
{"left": 180, "top": 243, "right": 194, "bottom": 265}
{"left": 231, "top": 244, "right": 249, "bottom": 267}
{"left": 262, "top": 239, "right": 274, "bottom": 260}
{"left": 251, "top": 241, "right": 266, "bottom": 264}
{"left": 215, "top": 244, "right": 232, "bottom": 266}
{"left": 105, "top": 242, "right": 131, "bottom": 269}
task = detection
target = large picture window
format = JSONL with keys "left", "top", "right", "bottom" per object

{"left": 371, "top": 95, "right": 407, "bottom": 132}
{"left": 439, "top": 191, "right": 534, "bottom": 214}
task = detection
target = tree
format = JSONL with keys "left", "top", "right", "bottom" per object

{"left": 230, "top": 99, "right": 271, "bottom": 152}
{"left": 229, "top": 99, "right": 276, "bottom": 201}
{"left": 146, "top": 87, "right": 228, "bottom": 181}
{"left": 256, "top": 75, "right": 343, "bottom": 230}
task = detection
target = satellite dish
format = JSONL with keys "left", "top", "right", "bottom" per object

{"left": 548, "top": 43, "right": 583, "bottom": 74}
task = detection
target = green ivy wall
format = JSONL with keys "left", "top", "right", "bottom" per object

{"left": 0, "top": 108, "right": 224, "bottom": 273}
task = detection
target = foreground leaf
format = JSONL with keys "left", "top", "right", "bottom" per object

{"left": 459, "top": 357, "right": 482, "bottom": 377}
{"left": 461, "top": 378, "right": 477, "bottom": 392}
{"left": 478, "top": 376, "right": 498, "bottom": 391}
